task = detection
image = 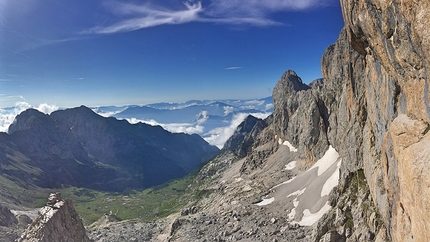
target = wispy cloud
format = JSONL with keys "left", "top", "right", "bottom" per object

{"left": 207, "top": 0, "right": 327, "bottom": 17}
{"left": 0, "top": 95, "right": 25, "bottom": 101}
{"left": 225, "top": 66, "right": 242, "bottom": 70}
{"left": 0, "top": 46, "right": 32, "bottom": 59}
{"left": 82, "top": 2, "right": 203, "bottom": 34}
{"left": 82, "top": 0, "right": 331, "bottom": 35}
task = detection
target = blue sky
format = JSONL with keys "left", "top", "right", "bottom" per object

{"left": 0, "top": 0, "right": 344, "bottom": 108}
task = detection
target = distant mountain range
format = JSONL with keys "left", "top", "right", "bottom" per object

{"left": 92, "top": 97, "right": 273, "bottom": 148}
{"left": 0, "top": 97, "right": 273, "bottom": 149}
{"left": 0, "top": 106, "right": 219, "bottom": 192}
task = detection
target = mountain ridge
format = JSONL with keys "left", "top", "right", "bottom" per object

{"left": 2, "top": 105, "right": 219, "bottom": 192}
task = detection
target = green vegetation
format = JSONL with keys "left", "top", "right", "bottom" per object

{"left": 49, "top": 173, "right": 197, "bottom": 225}
{"left": 423, "top": 122, "right": 430, "bottom": 135}
{"left": 344, "top": 210, "right": 354, "bottom": 229}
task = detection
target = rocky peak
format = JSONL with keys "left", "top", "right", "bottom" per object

{"left": 272, "top": 70, "right": 328, "bottom": 160}
{"left": 0, "top": 204, "right": 18, "bottom": 227}
{"left": 17, "top": 192, "right": 90, "bottom": 242}
{"left": 222, "top": 115, "right": 263, "bottom": 157}
{"left": 8, "top": 109, "right": 50, "bottom": 135}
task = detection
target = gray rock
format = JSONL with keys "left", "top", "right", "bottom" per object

{"left": 0, "top": 204, "right": 18, "bottom": 227}
{"left": 17, "top": 193, "right": 90, "bottom": 242}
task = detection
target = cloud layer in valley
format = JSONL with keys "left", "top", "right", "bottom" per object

{"left": 126, "top": 111, "right": 270, "bottom": 148}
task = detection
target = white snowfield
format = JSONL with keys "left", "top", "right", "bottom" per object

{"left": 255, "top": 144, "right": 342, "bottom": 226}
{"left": 255, "top": 197, "right": 275, "bottom": 206}
{"left": 284, "top": 161, "right": 298, "bottom": 170}
{"left": 278, "top": 138, "right": 298, "bottom": 152}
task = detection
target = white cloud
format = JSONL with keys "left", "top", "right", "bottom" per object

{"left": 83, "top": 2, "right": 203, "bottom": 34}
{"left": 124, "top": 111, "right": 270, "bottom": 148}
{"left": 83, "top": 0, "right": 333, "bottom": 34}
{"left": 36, "top": 103, "right": 58, "bottom": 114}
{"left": 207, "top": 0, "right": 326, "bottom": 17}
{"left": 265, "top": 103, "right": 274, "bottom": 111}
{"left": 223, "top": 106, "right": 234, "bottom": 116}
{"left": 196, "top": 110, "right": 209, "bottom": 124}
{"left": 225, "top": 66, "right": 242, "bottom": 70}
{"left": 126, "top": 118, "right": 205, "bottom": 135}
{"left": 0, "top": 102, "right": 30, "bottom": 132}
{"left": 0, "top": 102, "right": 58, "bottom": 133}
{"left": 204, "top": 112, "right": 270, "bottom": 148}
{"left": 93, "top": 108, "right": 127, "bottom": 118}
{"left": 244, "top": 99, "right": 265, "bottom": 106}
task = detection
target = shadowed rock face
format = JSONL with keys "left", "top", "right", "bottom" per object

{"left": 2, "top": 106, "right": 219, "bottom": 192}
{"left": 272, "top": 70, "right": 329, "bottom": 162}
{"left": 17, "top": 193, "right": 90, "bottom": 242}
{"left": 0, "top": 204, "right": 17, "bottom": 227}
{"left": 222, "top": 115, "right": 264, "bottom": 158}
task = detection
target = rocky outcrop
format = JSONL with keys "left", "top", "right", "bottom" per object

{"left": 17, "top": 192, "right": 89, "bottom": 242}
{"left": 0, "top": 204, "right": 18, "bottom": 227}
{"left": 272, "top": 70, "right": 329, "bottom": 161}
{"left": 222, "top": 115, "right": 264, "bottom": 157}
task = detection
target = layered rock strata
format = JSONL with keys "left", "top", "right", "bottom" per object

{"left": 337, "top": 0, "right": 430, "bottom": 240}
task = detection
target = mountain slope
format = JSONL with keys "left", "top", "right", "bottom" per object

{"left": 2, "top": 106, "right": 219, "bottom": 192}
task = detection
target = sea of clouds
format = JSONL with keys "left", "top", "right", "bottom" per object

{"left": 0, "top": 100, "right": 271, "bottom": 148}
{"left": 126, "top": 111, "right": 270, "bottom": 149}
{"left": 0, "top": 102, "right": 58, "bottom": 132}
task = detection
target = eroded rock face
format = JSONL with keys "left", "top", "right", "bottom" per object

{"left": 339, "top": 0, "right": 430, "bottom": 241}
{"left": 272, "top": 70, "right": 328, "bottom": 161}
{"left": 223, "top": 115, "right": 264, "bottom": 158}
{"left": 17, "top": 193, "right": 90, "bottom": 242}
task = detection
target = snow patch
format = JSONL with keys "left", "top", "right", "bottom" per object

{"left": 287, "top": 187, "right": 306, "bottom": 198}
{"left": 310, "top": 145, "right": 339, "bottom": 176}
{"left": 277, "top": 138, "right": 298, "bottom": 152}
{"left": 255, "top": 197, "right": 275, "bottom": 206}
{"left": 282, "top": 140, "right": 298, "bottom": 152}
{"left": 235, "top": 177, "right": 243, "bottom": 182}
{"left": 271, "top": 176, "right": 295, "bottom": 189}
{"left": 285, "top": 161, "right": 298, "bottom": 170}
{"left": 288, "top": 198, "right": 299, "bottom": 221}
{"left": 296, "top": 202, "right": 332, "bottom": 226}
{"left": 321, "top": 160, "right": 342, "bottom": 197}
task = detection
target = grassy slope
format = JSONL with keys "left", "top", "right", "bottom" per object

{"left": 37, "top": 174, "right": 198, "bottom": 225}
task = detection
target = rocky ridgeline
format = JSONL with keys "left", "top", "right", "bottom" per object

{"left": 165, "top": 0, "right": 430, "bottom": 240}
{"left": 222, "top": 115, "right": 265, "bottom": 158}
{"left": 17, "top": 193, "right": 89, "bottom": 242}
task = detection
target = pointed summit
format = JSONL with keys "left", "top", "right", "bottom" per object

{"left": 17, "top": 193, "right": 90, "bottom": 242}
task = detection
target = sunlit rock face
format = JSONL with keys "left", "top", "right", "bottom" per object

{"left": 17, "top": 193, "right": 90, "bottom": 242}
{"left": 337, "top": 0, "right": 430, "bottom": 240}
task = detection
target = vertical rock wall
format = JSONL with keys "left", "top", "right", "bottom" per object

{"left": 333, "top": 0, "right": 430, "bottom": 241}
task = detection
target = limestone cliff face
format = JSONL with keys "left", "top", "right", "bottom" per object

{"left": 17, "top": 193, "right": 89, "bottom": 242}
{"left": 238, "top": 0, "right": 430, "bottom": 239}
{"left": 272, "top": 70, "right": 329, "bottom": 161}
{"left": 337, "top": 0, "right": 430, "bottom": 241}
